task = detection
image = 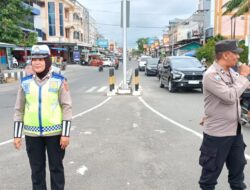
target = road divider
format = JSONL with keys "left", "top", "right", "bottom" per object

{"left": 132, "top": 68, "right": 142, "bottom": 96}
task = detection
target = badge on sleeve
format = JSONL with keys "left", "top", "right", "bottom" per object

{"left": 214, "top": 74, "right": 221, "bottom": 81}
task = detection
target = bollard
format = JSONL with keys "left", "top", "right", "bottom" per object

{"left": 109, "top": 68, "right": 115, "bottom": 91}
{"left": 134, "top": 68, "right": 139, "bottom": 91}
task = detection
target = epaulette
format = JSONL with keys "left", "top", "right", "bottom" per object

{"left": 52, "top": 72, "right": 65, "bottom": 81}
{"left": 21, "top": 74, "right": 33, "bottom": 82}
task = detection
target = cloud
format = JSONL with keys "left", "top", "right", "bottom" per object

{"left": 80, "top": 0, "right": 198, "bottom": 47}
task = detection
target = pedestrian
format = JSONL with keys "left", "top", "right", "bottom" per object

{"left": 13, "top": 44, "right": 72, "bottom": 190}
{"left": 199, "top": 40, "right": 250, "bottom": 190}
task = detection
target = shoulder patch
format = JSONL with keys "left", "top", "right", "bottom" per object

{"left": 214, "top": 74, "right": 221, "bottom": 81}
{"left": 52, "top": 72, "right": 64, "bottom": 81}
{"left": 21, "top": 74, "right": 33, "bottom": 83}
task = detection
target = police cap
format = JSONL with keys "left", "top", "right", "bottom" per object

{"left": 215, "top": 40, "right": 243, "bottom": 54}
{"left": 31, "top": 45, "right": 51, "bottom": 59}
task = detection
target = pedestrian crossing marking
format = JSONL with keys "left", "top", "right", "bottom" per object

{"left": 86, "top": 86, "right": 98, "bottom": 93}
{"left": 85, "top": 86, "right": 108, "bottom": 93}
{"left": 97, "top": 86, "right": 107, "bottom": 92}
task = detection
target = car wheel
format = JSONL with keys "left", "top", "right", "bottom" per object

{"left": 168, "top": 79, "right": 175, "bottom": 92}
{"left": 160, "top": 77, "right": 164, "bottom": 88}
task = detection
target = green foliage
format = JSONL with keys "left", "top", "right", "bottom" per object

{"left": 136, "top": 38, "right": 148, "bottom": 53}
{"left": 223, "top": 0, "right": 248, "bottom": 17}
{"left": 239, "top": 44, "right": 248, "bottom": 63}
{"left": 196, "top": 35, "right": 248, "bottom": 65}
{"left": 0, "top": 0, "right": 37, "bottom": 46}
{"left": 196, "top": 35, "right": 225, "bottom": 66}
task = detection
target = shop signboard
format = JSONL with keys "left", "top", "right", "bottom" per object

{"left": 73, "top": 51, "right": 80, "bottom": 62}
{"left": 96, "top": 39, "right": 109, "bottom": 48}
{"left": 147, "top": 38, "right": 155, "bottom": 45}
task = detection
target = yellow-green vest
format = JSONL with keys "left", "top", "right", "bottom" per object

{"left": 21, "top": 73, "right": 64, "bottom": 136}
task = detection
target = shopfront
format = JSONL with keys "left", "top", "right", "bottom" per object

{"left": 0, "top": 42, "right": 16, "bottom": 70}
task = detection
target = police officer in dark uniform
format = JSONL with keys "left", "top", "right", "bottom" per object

{"left": 199, "top": 40, "right": 250, "bottom": 190}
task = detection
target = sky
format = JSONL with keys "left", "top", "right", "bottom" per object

{"left": 80, "top": 0, "right": 200, "bottom": 48}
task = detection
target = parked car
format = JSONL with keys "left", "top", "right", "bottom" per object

{"left": 159, "top": 56, "right": 205, "bottom": 92}
{"left": 145, "top": 58, "right": 159, "bottom": 76}
{"left": 102, "top": 58, "right": 113, "bottom": 67}
{"left": 138, "top": 56, "right": 151, "bottom": 71}
{"left": 89, "top": 55, "right": 103, "bottom": 67}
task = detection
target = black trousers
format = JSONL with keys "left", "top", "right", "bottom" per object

{"left": 25, "top": 135, "right": 65, "bottom": 190}
{"left": 199, "top": 127, "right": 247, "bottom": 190}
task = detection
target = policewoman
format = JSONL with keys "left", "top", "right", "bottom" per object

{"left": 13, "top": 45, "right": 72, "bottom": 190}
{"left": 199, "top": 40, "right": 250, "bottom": 190}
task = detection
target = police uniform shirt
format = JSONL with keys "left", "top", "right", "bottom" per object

{"left": 14, "top": 71, "right": 72, "bottom": 135}
{"left": 203, "top": 62, "right": 250, "bottom": 137}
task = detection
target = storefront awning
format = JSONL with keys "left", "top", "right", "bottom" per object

{"left": 13, "top": 47, "right": 31, "bottom": 51}
{"left": 0, "top": 42, "right": 16, "bottom": 48}
{"left": 51, "top": 47, "right": 68, "bottom": 51}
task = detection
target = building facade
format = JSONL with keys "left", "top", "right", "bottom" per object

{"left": 214, "top": 0, "right": 249, "bottom": 40}
{"left": 29, "top": 0, "right": 99, "bottom": 63}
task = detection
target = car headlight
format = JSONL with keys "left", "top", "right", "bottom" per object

{"left": 171, "top": 71, "right": 183, "bottom": 79}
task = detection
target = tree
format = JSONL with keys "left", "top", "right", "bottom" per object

{"left": 0, "top": 0, "right": 37, "bottom": 46}
{"left": 136, "top": 38, "right": 148, "bottom": 53}
{"left": 196, "top": 35, "right": 225, "bottom": 66}
{"left": 223, "top": 0, "right": 248, "bottom": 17}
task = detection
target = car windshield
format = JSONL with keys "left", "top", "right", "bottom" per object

{"left": 170, "top": 58, "right": 202, "bottom": 69}
{"left": 147, "top": 58, "right": 159, "bottom": 65}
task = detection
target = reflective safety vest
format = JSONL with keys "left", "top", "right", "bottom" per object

{"left": 21, "top": 73, "right": 64, "bottom": 136}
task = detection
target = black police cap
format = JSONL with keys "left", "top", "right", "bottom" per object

{"left": 215, "top": 40, "right": 243, "bottom": 54}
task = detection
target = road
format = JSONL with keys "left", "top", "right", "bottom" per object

{"left": 0, "top": 61, "right": 250, "bottom": 189}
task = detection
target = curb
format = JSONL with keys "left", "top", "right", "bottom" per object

{"left": 1, "top": 70, "right": 25, "bottom": 83}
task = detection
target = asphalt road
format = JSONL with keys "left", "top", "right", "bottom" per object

{"left": 1, "top": 62, "right": 250, "bottom": 189}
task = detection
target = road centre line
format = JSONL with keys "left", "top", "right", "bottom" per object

{"left": 0, "top": 97, "right": 112, "bottom": 147}
{"left": 138, "top": 97, "right": 250, "bottom": 160}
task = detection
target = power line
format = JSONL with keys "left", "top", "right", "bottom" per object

{"left": 94, "top": 22, "right": 165, "bottom": 29}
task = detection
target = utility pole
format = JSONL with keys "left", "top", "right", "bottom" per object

{"left": 121, "top": 0, "right": 130, "bottom": 89}
{"left": 248, "top": 6, "right": 250, "bottom": 64}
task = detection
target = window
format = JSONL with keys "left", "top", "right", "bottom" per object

{"left": 48, "top": 2, "right": 56, "bottom": 36}
{"left": 59, "top": 3, "right": 64, "bottom": 36}
{"left": 66, "top": 28, "right": 70, "bottom": 38}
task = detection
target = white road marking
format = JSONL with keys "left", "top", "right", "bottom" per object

{"left": 72, "top": 97, "right": 111, "bottom": 119}
{"left": 0, "top": 97, "right": 112, "bottom": 147}
{"left": 139, "top": 97, "right": 250, "bottom": 160}
{"left": 97, "top": 86, "right": 107, "bottom": 92}
{"left": 71, "top": 126, "right": 76, "bottom": 131}
{"left": 132, "top": 123, "right": 139, "bottom": 128}
{"left": 77, "top": 165, "right": 88, "bottom": 175}
{"left": 154, "top": 129, "right": 166, "bottom": 134}
{"left": 84, "top": 131, "right": 92, "bottom": 135}
{"left": 69, "top": 161, "right": 75, "bottom": 164}
{"left": 86, "top": 86, "right": 98, "bottom": 93}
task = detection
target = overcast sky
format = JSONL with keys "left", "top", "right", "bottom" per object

{"left": 80, "top": 0, "right": 199, "bottom": 48}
